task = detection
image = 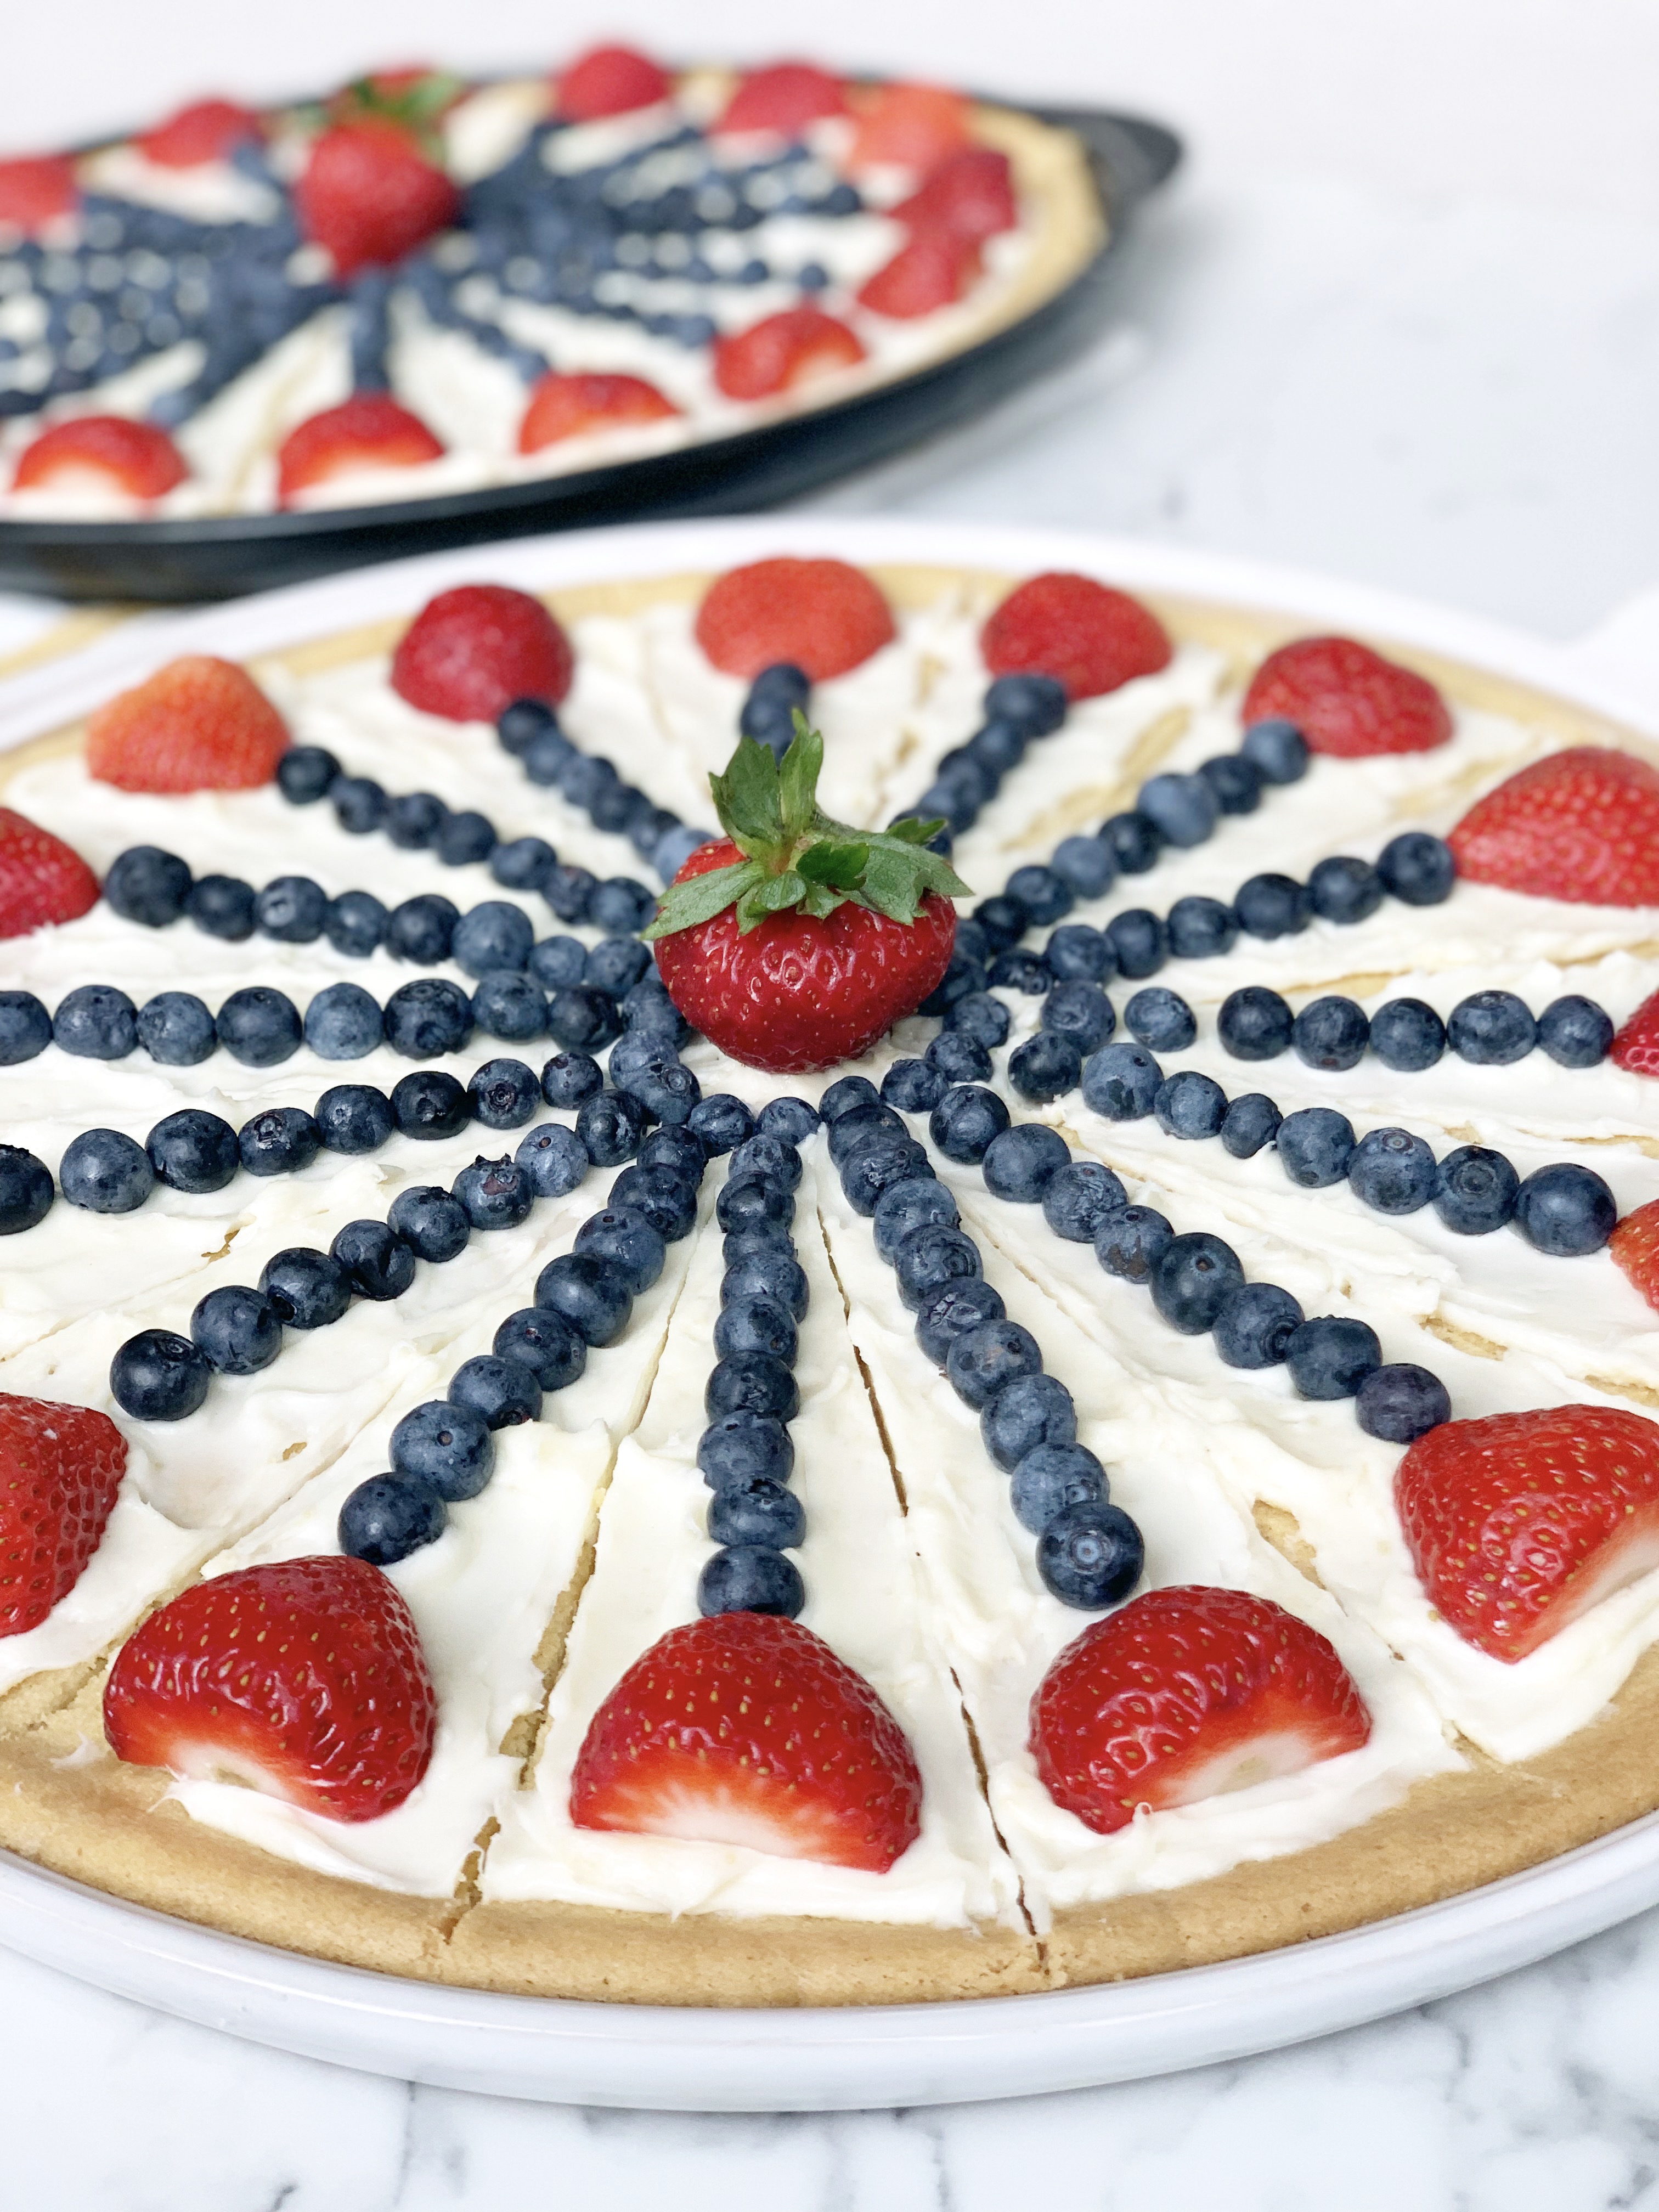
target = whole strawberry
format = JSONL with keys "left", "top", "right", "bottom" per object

{"left": 695, "top": 556, "right": 895, "bottom": 680}
{"left": 390, "top": 583, "right": 573, "bottom": 722}
{"left": 1610, "top": 1198, "right": 1659, "bottom": 1311}
{"left": 1243, "top": 635, "right": 1451, "bottom": 757}
{"left": 981, "top": 572, "right": 1171, "bottom": 700}
{"left": 295, "top": 119, "right": 459, "bottom": 279}
{"left": 1450, "top": 747, "right": 1659, "bottom": 906}
{"left": 647, "top": 722, "right": 966, "bottom": 1073}
{"left": 0, "top": 1392, "right": 127, "bottom": 1637}
{"left": 0, "top": 806, "right": 99, "bottom": 938}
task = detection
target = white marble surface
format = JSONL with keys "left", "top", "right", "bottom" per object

{"left": 8, "top": 4, "right": 1659, "bottom": 2201}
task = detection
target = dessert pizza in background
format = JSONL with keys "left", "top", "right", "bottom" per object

{"left": 1, "top": 545, "right": 1658, "bottom": 2005}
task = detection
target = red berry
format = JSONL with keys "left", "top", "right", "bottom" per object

{"left": 86, "top": 656, "right": 290, "bottom": 794}
{"left": 556, "top": 44, "right": 672, "bottom": 121}
{"left": 12, "top": 415, "right": 185, "bottom": 501}
{"left": 0, "top": 806, "right": 99, "bottom": 938}
{"left": 0, "top": 1393, "right": 126, "bottom": 1637}
{"left": 1612, "top": 988, "right": 1659, "bottom": 1077}
{"left": 294, "top": 121, "right": 459, "bottom": 279}
{"left": 718, "top": 63, "right": 846, "bottom": 137}
{"left": 858, "top": 230, "right": 980, "bottom": 319}
{"left": 390, "top": 583, "right": 573, "bottom": 723}
{"left": 891, "top": 146, "right": 1017, "bottom": 240}
{"left": 1449, "top": 747, "right": 1659, "bottom": 907}
{"left": 0, "top": 156, "right": 77, "bottom": 232}
{"left": 1029, "top": 1584, "right": 1372, "bottom": 1835}
{"left": 518, "top": 371, "right": 678, "bottom": 453}
{"left": 695, "top": 556, "right": 896, "bottom": 681}
{"left": 139, "top": 99, "right": 264, "bottom": 168}
{"left": 570, "top": 1611, "right": 923, "bottom": 1873}
{"left": 276, "top": 392, "right": 444, "bottom": 503}
{"left": 981, "top": 572, "right": 1172, "bottom": 700}
{"left": 654, "top": 836, "right": 955, "bottom": 1073}
{"left": 712, "top": 306, "right": 865, "bottom": 402}
{"left": 848, "top": 83, "right": 973, "bottom": 173}
{"left": 1396, "top": 1404, "right": 1659, "bottom": 1662}
{"left": 1242, "top": 635, "right": 1452, "bottom": 758}
{"left": 104, "top": 1556, "right": 437, "bottom": 1823}
{"left": 1611, "top": 1199, "right": 1659, "bottom": 1312}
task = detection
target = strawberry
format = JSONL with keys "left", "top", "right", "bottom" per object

{"left": 86, "top": 655, "right": 290, "bottom": 794}
{"left": 1242, "top": 635, "right": 1452, "bottom": 758}
{"left": 0, "top": 806, "right": 99, "bottom": 938}
{"left": 138, "top": 98, "right": 264, "bottom": 168}
{"left": 326, "top": 69, "right": 466, "bottom": 131}
{"left": 0, "top": 155, "right": 77, "bottom": 232}
{"left": 104, "top": 1555, "right": 437, "bottom": 1822}
{"left": 517, "top": 370, "right": 679, "bottom": 453}
{"left": 981, "top": 572, "right": 1172, "bottom": 701}
{"left": 695, "top": 556, "right": 896, "bottom": 681}
{"left": 712, "top": 306, "right": 865, "bottom": 402}
{"left": 569, "top": 1610, "right": 922, "bottom": 1872}
{"left": 294, "top": 121, "right": 459, "bottom": 279}
{"left": 12, "top": 415, "right": 185, "bottom": 501}
{"left": 891, "top": 146, "right": 1017, "bottom": 240}
{"left": 718, "top": 63, "right": 847, "bottom": 137}
{"left": 276, "top": 392, "right": 444, "bottom": 503}
{"left": 1029, "top": 1584, "right": 1372, "bottom": 1835}
{"left": 1610, "top": 1199, "right": 1659, "bottom": 1312}
{"left": 858, "top": 230, "right": 981, "bottom": 318}
{"left": 1612, "top": 987, "right": 1659, "bottom": 1076}
{"left": 646, "top": 721, "right": 964, "bottom": 1073}
{"left": 1449, "top": 748, "right": 1659, "bottom": 907}
{"left": 390, "top": 583, "right": 573, "bottom": 723}
{"left": 0, "top": 1393, "right": 126, "bottom": 1638}
{"left": 556, "top": 44, "right": 673, "bottom": 121}
{"left": 848, "top": 83, "right": 973, "bottom": 173}
{"left": 1396, "top": 1404, "right": 1659, "bottom": 1661}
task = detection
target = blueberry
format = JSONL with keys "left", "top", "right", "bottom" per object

{"left": 535, "top": 1250, "right": 633, "bottom": 1345}
{"left": 463, "top": 1057, "right": 538, "bottom": 1131}
{"left": 259, "top": 1247, "right": 352, "bottom": 1329}
{"left": 882, "top": 1058, "right": 946, "bottom": 1112}
{"left": 705, "top": 1352, "right": 800, "bottom": 1424}
{"left": 983, "top": 1123, "right": 1071, "bottom": 1203}
{"left": 135, "top": 991, "right": 216, "bottom": 1066}
{"left": 577, "top": 1206, "right": 667, "bottom": 1293}
{"left": 715, "top": 1293, "right": 799, "bottom": 1367}
{"left": 1011, "top": 1442, "right": 1108, "bottom": 1535}
{"left": 584, "top": 939, "right": 652, "bottom": 1000}
{"left": 727, "top": 1135, "right": 801, "bottom": 1193}
{"left": 1137, "top": 771, "right": 1217, "bottom": 849}
{"left": 1285, "top": 1316, "right": 1381, "bottom": 1399}
{"left": 1009, "top": 1033, "right": 1082, "bottom": 1102}
{"left": 146, "top": 1108, "right": 238, "bottom": 1192}
{"left": 982, "top": 1372, "right": 1077, "bottom": 1470}
{"left": 610, "top": 1164, "right": 699, "bottom": 1241}
{"left": 325, "top": 889, "right": 387, "bottom": 957}
{"left": 449, "top": 1353, "right": 540, "bottom": 1430}
{"left": 1277, "top": 1107, "right": 1356, "bottom": 1187}
{"left": 1125, "top": 986, "right": 1195, "bottom": 1052}
{"left": 819, "top": 1099, "right": 898, "bottom": 1166}
{"left": 946, "top": 1317, "right": 1042, "bottom": 1409}
{"left": 540, "top": 1051, "right": 603, "bottom": 1109}
{"left": 930, "top": 1084, "right": 1010, "bottom": 1163}
{"left": 499, "top": 697, "right": 561, "bottom": 758}
{"left": 966, "top": 716, "right": 1026, "bottom": 777}
{"left": 1037, "top": 1503, "right": 1144, "bottom": 1609}
{"left": 525, "top": 724, "right": 578, "bottom": 787}
{"left": 894, "top": 1224, "right": 983, "bottom": 1313}
{"left": 591, "top": 877, "right": 657, "bottom": 935}
{"left": 988, "top": 947, "right": 1051, "bottom": 995}
{"left": 1514, "top": 1163, "right": 1617, "bottom": 1255}
{"left": 110, "top": 1329, "right": 211, "bottom": 1421}
{"left": 1433, "top": 1145, "right": 1520, "bottom": 1234}
{"left": 388, "top": 1185, "right": 471, "bottom": 1261}
{"left": 558, "top": 752, "right": 616, "bottom": 814}
{"left": 1308, "top": 856, "right": 1384, "bottom": 926}
{"left": 1166, "top": 895, "right": 1239, "bottom": 960}
{"left": 1081, "top": 1042, "right": 1163, "bottom": 1121}
{"left": 547, "top": 985, "right": 622, "bottom": 1054}
{"left": 190, "top": 1284, "right": 281, "bottom": 1375}
{"left": 60, "top": 1128, "right": 153, "bottom": 1213}
{"left": 653, "top": 826, "right": 715, "bottom": 882}
{"left": 708, "top": 1476, "right": 805, "bottom": 1550}
{"left": 1041, "top": 1160, "right": 1128, "bottom": 1244}
{"left": 1370, "top": 998, "right": 1446, "bottom": 1071}
{"left": 390, "top": 1070, "right": 469, "bottom": 1143}
{"left": 255, "top": 874, "right": 326, "bottom": 943}
{"left": 276, "top": 744, "right": 340, "bottom": 803}
{"left": 493, "top": 1305, "right": 587, "bottom": 1394}
{"left": 509, "top": 1125, "right": 590, "bottom": 1214}
{"left": 1378, "top": 831, "right": 1455, "bottom": 906}
{"left": 1348, "top": 1126, "right": 1436, "bottom": 1214}
{"left": 616, "top": 1047, "right": 699, "bottom": 1127}
{"left": 237, "top": 1106, "right": 321, "bottom": 1178}
{"left": 338, "top": 1474, "right": 446, "bottom": 1566}
{"left": 716, "top": 1175, "right": 795, "bottom": 1239}
{"left": 915, "top": 1278, "right": 1008, "bottom": 1365}
{"left": 1050, "top": 834, "right": 1116, "bottom": 899}
{"left": 1199, "top": 754, "right": 1263, "bottom": 815}
{"left": 1537, "top": 995, "right": 1615, "bottom": 1069}
{"left": 1234, "top": 873, "right": 1311, "bottom": 939}
{"left": 637, "top": 1124, "right": 708, "bottom": 1182}
{"left": 972, "top": 898, "right": 1029, "bottom": 956}
{"left": 1156, "top": 1069, "right": 1227, "bottom": 1138}
{"left": 0, "top": 1146, "right": 53, "bottom": 1234}
{"left": 742, "top": 659, "right": 811, "bottom": 737}
{"left": 1214, "top": 1282, "right": 1304, "bottom": 1367}
{"left": 472, "top": 972, "right": 548, "bottom": 1042}
{"left": 103, "top": 845, "right": 192, "bottom": 927}
{"left": 453, "top": 1154, "right": 535, "bottom": 1231}
{"left": 723, "top": 1249, "right": 810, "bottom": 1321}
{"left": 926, "top": 1030, "right": 992, "bottom": 1086}
{"left": 1448, "top": 990, "right": 1537, "bottom": 1065}
{"left": 697, "top": 1545, "right": 805, "bottom": 1619}
{"left": 492, "top": 834, "right": 557, "bottom": 890}
{"left": 386, "top": 791, "right": 447, "bottom": 849}
{"left": 985, "top": 672, "right": 1068, "bottom": 735}
{"left": 330, "top": 1220, "right": 416, "bottom": 1300}
{"left": 1356, "top": 1363, "right": 1452, "bottom": 1443}
{"left": 946, "top": 994, "right": 1012, "bottom": 1053}
{"left": 453, "top": 901, "right": 534, "bottom": 979}
{"left": 1042, "top": 980, "right": 1116, "bottom": 1054}
{"left": 687, "top": 1093, "right": 756, "bottom": 1155}
{"left": 1293, "top": 996, "right": 1369, "bottom": 1071}
{"left": 577, "top": 1089, "right": 647, "bottom": 1167}
{"left": 0, "top": 992, "right": 51, "bottom": 1065}
{"left": 545, "top": 863, "right": 599, "bottom": 925}
{"left": 1005, "top": 864, "right": 1073, "bottom": 927}
{"left": 1240, "top": 718, "right": 1309, "bottom": 784}
{"left": 529, "top": 936, "right": 588, "bottom": 991}
{"left": 332, "top": 774, "right": 387, "bottom": 834}
{"left": 391, "top": 1399, "right": 494, "bottom": 1498}
{"left": 923, "top": 953, "right": 988, "bottom": 1022}
{"left": 1151, "top": 1231, "right": 1244, "bottom": 1332}
{"left": 756, "top": 1096, "right": 819, "bottom": 1145}
{"left": 300, "top": 980, "right": 380, "bottom": 1061}
{"left": 216, "top": 985, "right": 302, "bottom": 1068}
{"left": 315, "top": 1083, "right": 392, "bottom": 1155}
{"left": 386, "top": 894, "right": 459, "bottom": 964}
{"left": 435, "top": 811, "right": 496, "bottom": 867}
{"left": 187, "top": 874, "right": 256, "bottom": 940}
{"left": 873, "top": 1176, "right": 960, "bottom": 1261}
{"left": 1219, "top": 985, "right": 1293, "bottom": 1060}
{"left": 619, "top": 978, "right": 686, "bottom": 1042}
{"left": 699, "top": 1410, "right": 795, "bottom": 1491}
{"left": 840, "top": 1133, "right": 928, "bottom": 1216}
{"left": 54, "top": 984, "right": 137, "bottom": 1060}
{"left": 1221, "top": 1092, "right": 1283, "bottom": 1158}
{"left": 1101, "top": 811, "right": 1163, "bottom": 874}
{"left": 1043, "top": 926, "right": 1113, "bottom": 985}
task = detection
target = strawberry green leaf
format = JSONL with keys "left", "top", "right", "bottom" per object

{"left": 735, "top": 870, "right": 807, "bottom": 931}
{"left": 797, "top": 839, "right": 868, "bottom": 889}
{"left": 884, "top": 815, "right": 946, "bottom": 846}
{"left": 778, "top": 717, "right": 822, "bottom": 838}
{"left": 640, "top": 858, "right": 762, "bottom": 940}
{"left": 710, "top": 736, "right": 786, "bottom": 856}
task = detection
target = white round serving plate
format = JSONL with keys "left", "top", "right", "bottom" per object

{"left": 2, "top": 513, "right": 1659, "bottom": 2112}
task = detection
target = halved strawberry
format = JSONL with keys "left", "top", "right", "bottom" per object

{"left": 570, "top": 1610, "right": 922, "bottom": 1872}
{"left": 891, "top": 146, "right": 1017, "bottom": 240}
{"left": 556, "top": 44, "right": 672, "bottom": 121}
{"left": 712, "top": 307, "right": 866, "bottom": 402}
{"left": 1612, "top": 988, "right": 1659, "bottom": 1076}
{"left": 981, "top": 572, "right": 1172, "bottom": 700}
{"left": 0, "top": 806, "right": 99, "bottom": 938}
{"left": 390, "top": 583, "right": 573, "bottom": 722}
{"left": 859, "top": 230, "right": 981, "bottom": 318}
{"left": 847, "top": 83, "right": 973, "bottom": 173}
{"left": 294, "top": 120, "right": 459, "bottom": 279}
{"left": 1396, "top": 1404, "right": 1659, "bottom": 1661}
{"left": 518, "top": 371, "right": 679, "bottom": 453}
{"left": 13, "top": 415, "right": 187, "bottom": 501}
{"left": 1242, "top": 635, "right": 1452, "bottom": 758}
{"left": 0, "top": 1393, "right": 126, "bottom": 1638}
{"left": 138, "top": 99, "right": 264, "bottom": 168}
{"left": 104, "top": 1555, "right": 437, "bottom": 1822}
{"left": 1029, "top": 1584, "right": 1372, "bottom": 1835}
{"left": 1611, "top": 1199, "right": 1659, "bottom": 1312}
{"left": 0, "top": 155, "right": 77, "bottom": 232}
{"left": 1450, "top": 748, "right": 1659, "bottom": 907}
{"left": 695, "top": 556, "right": 895, "bottom": 680}
{"left": 276, "top": 392, "right": 444, "bottom": 503}
{"left": 717, "top": 63, "right": 847, "bottom": 137}
{"left": 86, "top": 656, "right": 290, "bottom": 794}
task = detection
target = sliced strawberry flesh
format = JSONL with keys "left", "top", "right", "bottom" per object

{"left": 718, "top": 63, "right": 847, "bottom": 137}
{"left": 13, "top": 416, "right": 187, "bottom": 500}
{"left": 139, "top": 99, "right": 264, "bottom": 168}
{"left": 277, "top": 393, "right": 444, "bottom": 501}
{"left": 518, "top": 371, "right": 678, "bottom": 452}
{"left": 848, "top": 83, "right": 972, "bottom": 173}
{"left": 892, "top": 146, "right": 1016, "bottom": 239}
{"left": 0, "top": 155, "right": 77, "bottom": 231}
{"left": 557, "top": 44, "right": 673, "bottom": 121}
{"left": 712, "top": 308, "right": 865, "bottom": 402}
{"left": 859, "top": 231, "right": 980, "bottom": 318}
{"left": 695, "top": 556, "right": 896, "bottom": 680}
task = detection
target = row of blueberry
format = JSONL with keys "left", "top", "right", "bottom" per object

{"left": 1211, "top": 983, "right": 1613, "bottom": 1073}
